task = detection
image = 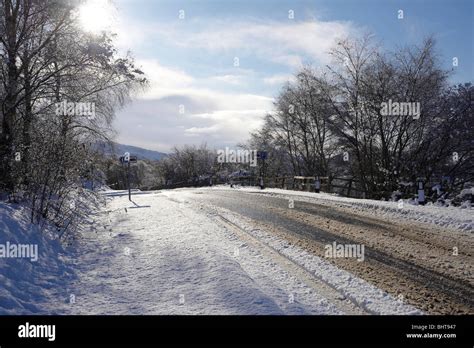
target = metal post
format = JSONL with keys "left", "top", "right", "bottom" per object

{"left": 91, "top": 163, "right": 94, "bottom": 191}
{"left": 259, "top": 157, "right": 265, "bottom": 190}
{"left": 417, "top": 179, "right": 425, "bottom": 205}
{"left": 315, "top": 176, "right": 321, "bottom": 193}
{"left": 128, "top": 161, "right": 131, "bottom": 201}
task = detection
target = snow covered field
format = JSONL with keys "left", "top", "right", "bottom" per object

{"left": 0, "top": 187, "right": 441, "bottom": 315}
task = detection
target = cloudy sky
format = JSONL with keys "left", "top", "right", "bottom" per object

{"left": 88, "top": 0, "right": 473, "bottom": 153}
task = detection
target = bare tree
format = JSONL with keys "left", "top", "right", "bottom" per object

{"left": 1, "top": 0, "right": 147, "bottom": 232}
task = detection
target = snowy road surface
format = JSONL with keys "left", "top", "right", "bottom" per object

{"left": 69, "top": 190, "right": 345, "bottom": 314}
{"left": 62, "top": 188, "right": 433, "bottom": 315}
{"left": 3, "top": 186, "right": 471, "bottom": 315}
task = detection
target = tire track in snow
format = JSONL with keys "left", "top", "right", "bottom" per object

{"left": 206, "top": 207, "right": 421, "bottom": 315}
{"left": 188, "top": 189, "right": 473, "bottom": 314}
{"left": 213, "top": 214, "right": 368, "bottom": 315}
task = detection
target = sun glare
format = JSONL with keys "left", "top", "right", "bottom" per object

{"left": 78, "top": 0, "right": 116, "bottom": 33}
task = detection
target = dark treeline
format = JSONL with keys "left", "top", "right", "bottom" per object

{"left": 249, "top": 35, "right": 473, "bottom": 200}
{"left": 105, "top": 144, "right": 218, "bottom": 190}
{"left": 0, "top": 0, "right": 146, "bottom": 233}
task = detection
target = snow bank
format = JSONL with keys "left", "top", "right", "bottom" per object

{"left": 0, "top": 203, "right": 73, "bottom": 314}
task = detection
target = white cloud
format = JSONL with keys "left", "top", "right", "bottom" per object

{"left": 136, "top": 59, "right": 194, "bottom": 96}
{"left": 115, "top": 84, "right": 273, "bottom": 152}
{"left": 270, "top": 55, "right": 304, "bottom": 68}
{"left": 183, "top": 108, "right": 267, "bottom": 142}
{"left": 125, "top": 19, "right": 357, "bottom": 67}
{"left": 184, "top": 125, "right": 221, "bottom": 135}
{"left": 263, "top": 74, "right": 295, "bottom": 86}
{"left": 111, "top": 14, "right": 358, "bottom": 151}
{"left": 115, "top": 16, "right": 358, "bottom": 67}
{"left": 115, "top": 100, "right": 269, "bottom": 151}
{"left": 209, "top": 74, "right": 245, "bottom": 85}
{"left": 113, "top": 57, "right": 272, "bottom": 151}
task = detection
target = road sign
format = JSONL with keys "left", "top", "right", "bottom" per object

{"left": 257, "top": 151, "right": 268, "bottom": 160}
{"left": 120, "top": 154, "right": 138, "bottom": 164}
{"left": 120, "top": 153, "right": 130, "bottom": 164}
{"left": 119, "top": 152, "right": 134, "bottom": 201}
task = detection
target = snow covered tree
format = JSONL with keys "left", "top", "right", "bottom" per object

{"left": 0, "top": 0, "right": 147, "bottom": 227}
{"left": 252, "top": 34, "right": 472, "bottom": 200}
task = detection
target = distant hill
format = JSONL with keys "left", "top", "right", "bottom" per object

{"left": 96, "top": 142, "right": 168, "bottom": 161}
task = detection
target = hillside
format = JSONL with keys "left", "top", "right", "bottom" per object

{"left": 97, "top": 142, "right": 168, "bottom": 161}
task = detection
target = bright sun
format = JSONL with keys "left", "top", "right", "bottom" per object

{"left": 78, "top": 0, "right": 116, "bottom": 33}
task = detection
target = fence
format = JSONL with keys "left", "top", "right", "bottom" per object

{"left": 153, "top": 175, "right": 366, "bottom": 198}
{"left": 147, "top": 174, "right": 470, "bottom": 203}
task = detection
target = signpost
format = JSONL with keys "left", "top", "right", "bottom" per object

{"left": 119, "top": 152, "right": 138, "bottom": 201}
{"left": 257, "top": 151, "right": 268, "bottom": 189}
{"left": 417, "top": 178, "right": 425, "bottom": 205}
{"left": 257, "top": 151, "right": 268, "bottom": 161}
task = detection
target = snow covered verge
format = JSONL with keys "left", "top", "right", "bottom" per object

{"left": 208, "top": 185, "right": 474, "bottom": 233}
{"left": 0, "top": 188, "right": 106, "bottom": 314}
{"left": 0, "top": 202, "right": 74, "bottom": 314}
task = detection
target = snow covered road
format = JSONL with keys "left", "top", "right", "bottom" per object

{"left": 2, "top": 186, "right": 471, "bottom": 315}
{"left": 63, "top": 188, "right": 424, "bottom": 315}
{"left": 67, "top": 190, "right": 346, "bottom": 314}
